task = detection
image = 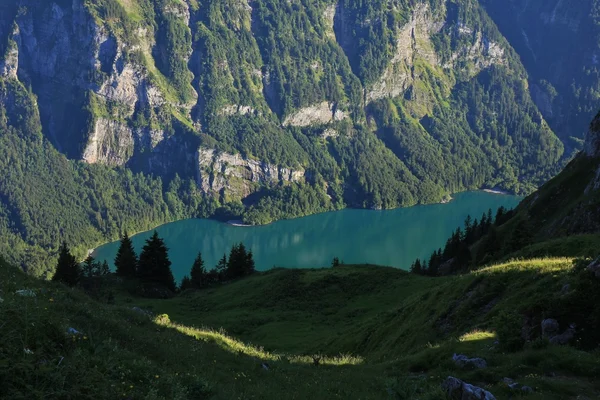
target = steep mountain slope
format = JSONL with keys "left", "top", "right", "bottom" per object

{"left": 0, "top": 0, "right": 588, "bottom": 273}
{"left": 415, "top": 110, "right": 600, "bottom": 275}
{"left": 482, "top": 0, "right": 600, "bottom": 152}
{"left": 2, "top": 256, "right": 600, "bottom": 399}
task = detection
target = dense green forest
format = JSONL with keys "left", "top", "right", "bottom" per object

{"left": 2, "top": 0, "right": 595, "bottom": 275}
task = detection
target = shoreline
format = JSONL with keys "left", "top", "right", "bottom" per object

{"left": 90, "top": 189, "right": 518, "bottom": 253}
{"left": 226, "top": 220, "right": 254, "bottom": 227}
{"left": 482, "top": 188, "right": 510, "bottom": 195}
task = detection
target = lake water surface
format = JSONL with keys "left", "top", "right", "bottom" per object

{"left": 93, "top": 191, "right": 520, "bottom": 282}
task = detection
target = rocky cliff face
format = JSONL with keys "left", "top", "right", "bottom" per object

{"left": 283, "top": 102, "right": 347, "bottom": 127}
{"left": 196, "top": 148, "right": 305, "bottom": 199}
{"left": 0, "top": 0, "right": 582, "bottom": 207}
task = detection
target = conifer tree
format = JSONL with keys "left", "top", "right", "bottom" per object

{"left": 52, "top": 242, "right": 81, "bottom": 287}
{"left": 82, "top": 255, "right": 99, "bottom": 278}
{"left": 227, "top": 243, "right": 245, "bottom": 279}
{"left": 410, "top": 258, "right": 422, "bottom": 274}
{"left": 215, "top": 254, "right": 228, "bottom": 281}
{"left": 245, "top": 250, "right": 256, "bottom": 275}
{"left": 99, "top": 260, "right": 110, "bottom": 276}
{"left": 137, "top": 231, "right": 176, "bottom": 292}
{"left": 190, "top": 252, "right": 207, "bottom": 288}
{"left": 115, "top": 231, "right": 137, "bottom": 278}
{"left": 506, "top": 215, "right": 533, "bottom": 253}
{"left": 180, "top": 275, "right": 193, "bottom": 291}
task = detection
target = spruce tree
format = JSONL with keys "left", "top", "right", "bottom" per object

{"left": 190, "top": 252, "right": 207, "bottom": 288}
{"left": 52, "top": 242, "right": 81, "bottom": 287}
{"left": 245, "top": 250, "right": 256, "bottom": 275}
{"left": 180, "top": 275, "right": 193, "bottom": 291}
{"left": 115, "top": 231, "right": 137, "bottom": 278}
{"left": 506, "top": 216, "right": 533, "bottom": 253}
{"left": 137, "top": 231, "right": 176, "bottom": 292}
{"left": 215, "top": 254, "right": 228, "bottom": 281}
{"left": 410, "top": 258, "right": 422, "bottom": 274}
{"left": 82, "top": 255, "right": 99, "bottom": 278}
{"left": 99, "top": 260, "right": 110, "bottom": 276}
{"left": 227, "top": 243, "right": 244, "bottom": 279}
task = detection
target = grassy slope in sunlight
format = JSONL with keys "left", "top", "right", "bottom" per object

{"left": 2, "top": 256, "right": 600, "bottom": 399}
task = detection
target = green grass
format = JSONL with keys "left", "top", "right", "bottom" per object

{"left": 2, "top": 256, "right": 600, "bottom": 399}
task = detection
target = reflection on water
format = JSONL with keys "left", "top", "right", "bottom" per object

{"left": 93, "top": 191, "right": 521, "bottom": 281}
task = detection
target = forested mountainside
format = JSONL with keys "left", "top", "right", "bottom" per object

{"left": 1, "top": 0, "right": 598, "bottom": 275}
{"left": 481, "top": 0, "right": 600, "bottom": 153}
{"left": 414, "top": 110, "right": 600, "bottom": 276}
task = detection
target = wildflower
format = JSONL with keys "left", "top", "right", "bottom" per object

{"left": 155, "top": 375, "right": 159, "bottom": 379}
{"left": 49, "top": 298, "right": 54, "bottom": 302}
{"left": 130, "top": 385, "right": 134, "bottom": 389}
{"left": 83, "top": 336, "right": 88, "bottom": 340}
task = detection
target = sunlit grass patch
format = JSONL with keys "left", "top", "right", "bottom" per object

{"left": 288, "top": 353, "right": 364, "bottom": 366}
{"left": 476, "top": 257, "right": 575, "bottom": 275}
{"left": 458, "top": 330, "right": 496, "bottom": 342}
{"left": 153, "top": 314, "right": 363, "bottom": 365}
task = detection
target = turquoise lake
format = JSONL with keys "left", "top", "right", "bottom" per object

{"left": 92, "top": 191, "right": 521, "bottom": 282}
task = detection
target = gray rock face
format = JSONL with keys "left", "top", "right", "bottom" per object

{"left": 366, "top": 3, "right": 505, "bottom": 104}
{"left": 452, "top": 354, "right": 487, "bottom": 369}
{"left": 0, "top": 25, "right": 19, "bottom": 79}
{"left": 442, "top": 376, "right": 496, "bottom": 400}
{"left": 196, "top": 148, "right": 305, "bottom": 198}
{"left": 283, "top": 102, "right": 347, "bottom": 127}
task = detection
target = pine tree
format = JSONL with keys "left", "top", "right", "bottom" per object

{"left": 332, "top": 257, "right": 341, "bottom": 267}
{"left": 137, "top": 231, "right": 176, "bottom": 292}
{"left": 215, "top": 254, "right": 228, "bottom": 281}
{"left": 99, "top": 260, "right": 110, "bottom": 276}
{"left": 52, "top": 242, "right": 81, "bottom": 287}
{"left": 190, "top": 252, "right": 207, "bottom": 288}
{"left": 245, "top": 250, "right": 256, "bottom": 275}
{"left": 115, "top": 231, "right": 137, "bottom": 278}
{"left": 227, "top": 243, "right": 246, "bottom": 279}
{"left": 506, "top": 215, "right": 533, "bottom": 253}
{"left": 82, "top": 255, "right": 98, "bottom": 278}
{"left": 180, "top": 275, "right": 193, "bottom": 291}
{"left": 410, "top": 258, "right": 422, "bottom": 274}
{"left": 477, "top": 225, "right": 499, "bottom": 264}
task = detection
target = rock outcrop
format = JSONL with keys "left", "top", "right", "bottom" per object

{"left": 452, "top": 354, "right": 487, "bottom": 369}
{"left": 196, "top": 148, "right": 305, "bottom": 198}
{"left": 367, "top": 3, "right": 505, "bottom": 103}
{"left": 367, "top": 3, "right": 443, "bottom": 102}
{"left": 283, "top": 102, "right": 347, "bottom": 127}
{"left": 0, "top": 25, "right": 18, "bottom": 79}
{"left": 442, "top": 376, "right": 496, "bottom": 400}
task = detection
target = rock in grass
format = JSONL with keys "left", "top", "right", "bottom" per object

{"left": 541, "top": 319, "right": 559, "bottom": 337}
{"left": 452, "top": 353, "right": 487, "bottom": 369}
{"left": 132, "top": 306, "right": 152, "bottom": 317}
{"left": 15, "top": 289, "right": 36, "bottom": 297}
{"left": 549, "top": 324, "right": 576, "bottom": 345}
{"left": 442, "top": 376, "right": 496, "bottom": 400}
{"left": 521, "top": 385, "right": 534, "bottom": 393}
{"left": 586, "top": 257, "right": 600, "bottom": 278}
